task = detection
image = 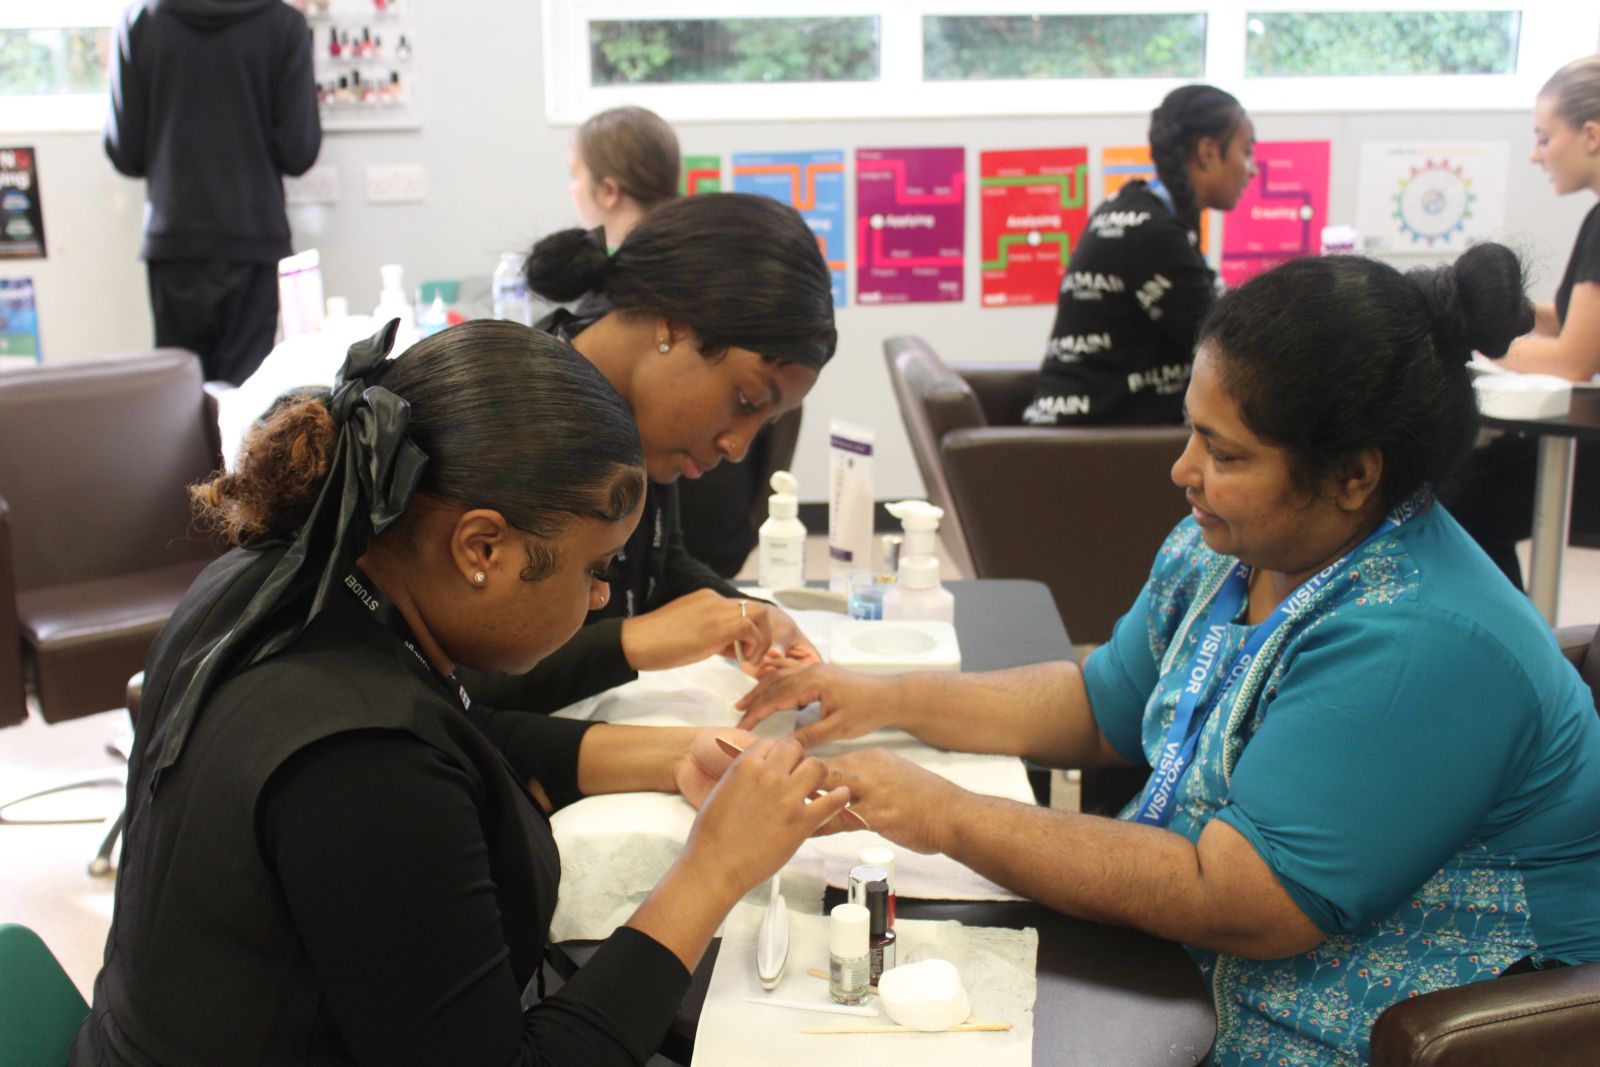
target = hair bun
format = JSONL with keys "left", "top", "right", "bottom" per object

{"left": 1408, "top": 242, "right": 1533, "bottom": 361}
{"left": 523, "top": 227, "right": 609, "bottom": 303}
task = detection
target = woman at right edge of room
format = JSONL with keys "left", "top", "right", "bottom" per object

{"left": 1441, "top": 53, "right": 1600, "bottom": 589}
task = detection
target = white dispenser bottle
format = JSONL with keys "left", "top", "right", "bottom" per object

{"left": 371, "top": 263, "right": 415, "bottom": 329}
{"left": 758, "top": 470, "right": 806, "bottom": 590}
{"left": 881, "top": 499, "right": 954, "bottom": 624}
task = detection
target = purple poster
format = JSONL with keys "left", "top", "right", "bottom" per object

{"left": 855, "top": 147, "right": 965, "bottom": 304}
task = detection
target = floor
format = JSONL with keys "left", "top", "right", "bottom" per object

{"left": 4, "top": 538, "right": 1597, "bottom": 1002}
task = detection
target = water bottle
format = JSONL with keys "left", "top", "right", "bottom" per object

{"left": 491, "top": 252, "right": 533, "bottom": 326}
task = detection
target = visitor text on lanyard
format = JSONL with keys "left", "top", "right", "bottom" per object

{"left": 1133, "top": 489, "right": 1430, "bottom": 827}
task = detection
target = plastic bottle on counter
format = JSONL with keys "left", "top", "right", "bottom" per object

{"left": 758, "top": 470, "right": 806, "bottom": 590}
{"left": 492, "top": 251, "right": 534, "bottom": 326}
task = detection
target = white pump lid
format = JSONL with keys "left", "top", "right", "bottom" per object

{"left": 768, "top": 470, "right": 798, "bottom": 520}
{"left": 886, "top": 499, "right": 944, "bottom": 559}
{"left": 898, "top": 556, "right": 941, "bottom": 591}
{"left": 379, "top": 263, "right": 404, "bottom": 294}
{"left": 830, "top": 903, "right": 869, "bottom": 957}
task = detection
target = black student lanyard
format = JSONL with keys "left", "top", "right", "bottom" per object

{"left": 342, "top": 568, "right": 472, "bottom": 715}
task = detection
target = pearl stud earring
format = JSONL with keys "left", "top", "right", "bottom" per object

{"left": 657, "top": 342, "right": 671, "bottom": 353}
{"left": 473, "top": 571, "right": 486, "bottom": 586}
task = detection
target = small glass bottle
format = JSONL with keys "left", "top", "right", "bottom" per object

{"left": 829, "top": 903, "right": 870, "bottom": 1005}
{"left": 865, "top": 882, "right": 896, "bottom": 985}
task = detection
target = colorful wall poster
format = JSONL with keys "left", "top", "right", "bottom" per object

{"left": 680, "top": 154, "right": 723, "bottom": 196}
{"left": 0, "top": 148, "right": 45, "bottom": 259}
{"left": 978, "top": 147, "right": 1089, "bottom": 307}
{"left": 1356, "top": 142, "right": 1509, "bottom": 255}
{"left": 1100, "top": 145, "right": 1213, "bottom": 256}
{"left": 1220, "top": 140, "right": 1331, "bottom": 287}
{"left": 0, "top": 277, "right": 40, "bottom": 365}
{"left": 855, "top": 146, "right": 965, "bottom": 305}
{"left": 733, "top": 150, "right": 847, "bottom": 307}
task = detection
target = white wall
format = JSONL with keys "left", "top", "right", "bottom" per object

{"left": 5, "top": 2, "right": 1598, "bottom": 503}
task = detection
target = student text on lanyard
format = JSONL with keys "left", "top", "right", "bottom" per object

{"left": 1133, "top": 488, "right": 1431, "bottom": 827}
{"left": 342, "top": 567, "right": 472, "bottom": 715}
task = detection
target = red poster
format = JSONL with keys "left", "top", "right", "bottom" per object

{"left": 979, "top": 147, "right": 1089, "bottom": 307}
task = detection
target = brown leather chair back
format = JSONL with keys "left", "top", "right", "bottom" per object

{"left": 0, "top": 351, "right": 221, "bottom": 725}
{"left": 883, "top": 336, "right": 987, "bottom": 575}
{"left": 0, "top": 352, "right": 218, "bottom": 591}
{"left": 884, "top": 335, "right": 1189, "bottom": 647}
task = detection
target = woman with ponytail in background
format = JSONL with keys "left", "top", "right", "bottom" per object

{"left": 1025, "top": 84, "right": 1255, "bottom": 426}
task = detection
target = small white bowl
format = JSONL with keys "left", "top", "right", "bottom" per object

{"left": 876, "top": 958, "right": 971, "bottom": 1031}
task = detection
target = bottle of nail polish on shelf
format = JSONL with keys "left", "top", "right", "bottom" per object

{"left": 828, "top": 903, "right": 870, "bottom": 1005}
{"left": 395, "top": 34, "right": 411, "bottom": 61}
{"left": 328, "top": 26, "right": 341, "bottom": 58}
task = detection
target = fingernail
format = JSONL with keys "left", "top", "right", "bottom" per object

{"left": 715, "top": 737, "right": 744, "bottom": 758}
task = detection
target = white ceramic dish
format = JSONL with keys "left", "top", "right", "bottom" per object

{"left": 827, "top": 620, "right": 961, "bottom": 676}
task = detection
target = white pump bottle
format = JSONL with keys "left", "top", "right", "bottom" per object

{"left": 758, "top": 470, "right": 807, "bottom": 590}
{"left": 881, "top": 499, "right": 954, "bottom": 624}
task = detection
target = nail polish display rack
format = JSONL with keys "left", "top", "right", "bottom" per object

{"left": 298, "top": 0, "right": 420, "bottom": 132}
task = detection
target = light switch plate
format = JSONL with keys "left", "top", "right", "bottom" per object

{"left": 365, "top": 163, "right": 426, "bottom": 204}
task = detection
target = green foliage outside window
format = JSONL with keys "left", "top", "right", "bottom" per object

{"left": 0, "top": 28, "right": 110, "bottom": 96}
{"left": 1246, "top": 11, "right": 1520, "bottom": 77}
{"left": 923, "top": 14, "right": 1207, "bottom": 80}
{"left": 590, "top": 18, "right": 879, "bottom": 85}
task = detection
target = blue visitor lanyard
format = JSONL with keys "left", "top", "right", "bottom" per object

{"left": 1132, "top": 489, "right": 1431, "bottom": 828}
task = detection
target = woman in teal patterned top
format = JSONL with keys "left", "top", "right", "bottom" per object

{"left": 736, "top": 243, "right": 1600, "bottom": 1065}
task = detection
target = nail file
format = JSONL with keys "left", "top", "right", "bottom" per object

{"left": 756, "top": 873, "right": 789, "bottom": 991}
{"left": 713, "top": 735, "right": 873, "bottom": 832}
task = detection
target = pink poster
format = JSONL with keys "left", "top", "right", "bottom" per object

{"left": 1220, "top": 140, "right": 1330, "bottom": 287}
{"left": 855, "top": 146, "right": 965, "bottom": 305}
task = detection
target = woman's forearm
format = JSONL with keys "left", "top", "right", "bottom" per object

{"left": 894, "top": 661, "right": 1130, "bottom": 769}
{"left": 575, "top": 724, "right": 695, "bottom": 796}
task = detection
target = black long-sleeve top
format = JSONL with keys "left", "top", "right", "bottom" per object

{"left": 1023, "top": 181, "right": 1215, "bottom": 426}
{"left": 72, "top": 546, "right": 690, "bottom": 1066}
{"left": 105, "top": 0, "right": 321, "bottom": 262}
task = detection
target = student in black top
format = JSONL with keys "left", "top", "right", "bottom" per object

{"left": 71, "top": 321, "right": 851, "bottom": 1066}
{"left": 557, "top": 116, "right": 786, "bottom": 579}
{"left": 1025, "top": 85, "right": 1255, "bottom": 426}
{"left": 494, "top": 193, "right": 836, "bottom": 714}
{"left": 1440, "top": 54, "right": 1600, "bottom": 587}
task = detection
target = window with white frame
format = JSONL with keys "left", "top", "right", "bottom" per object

{"left": 0, "top": 0, "right": 121, "bottom": 131}
{"left": 544, "top": 1, "right": 1600, "bottom": 123}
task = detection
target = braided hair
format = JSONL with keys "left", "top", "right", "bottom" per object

{"left": 1147, "top": 85, "right": 1246, "bottom": 234}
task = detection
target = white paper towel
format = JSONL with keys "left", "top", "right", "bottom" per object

{"left": 691, "top": 901, "right": 1037, "bottom": 1067}
{"left": 546, "top": 610, "right": 1034, "bottom": 942}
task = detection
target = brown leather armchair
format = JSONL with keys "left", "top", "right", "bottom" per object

{"left": 883, "top": 334, "right": 1190, "bottom": 648}
{"left": 1368, "top": 621, "right": 1600, "bottom": 1066}
{"left": 0, "top": 350, "right": 222, "bottom": 729}
{"left": 885, "top": 335, "right": 1190, "bottom": 815}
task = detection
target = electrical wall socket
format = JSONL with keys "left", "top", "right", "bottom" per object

{"left": 365, "top": 164, "right": 426, "bottom": 204}
{"left": 284, "top": 165, "right": 338, "bottom": 205}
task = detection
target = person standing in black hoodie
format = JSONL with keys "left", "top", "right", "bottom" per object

{"left": 105, "top": 0, "right": 321, "bottom": 384}
{"left": 1024, "top": 85, "right": 1254, "bottom": 426}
